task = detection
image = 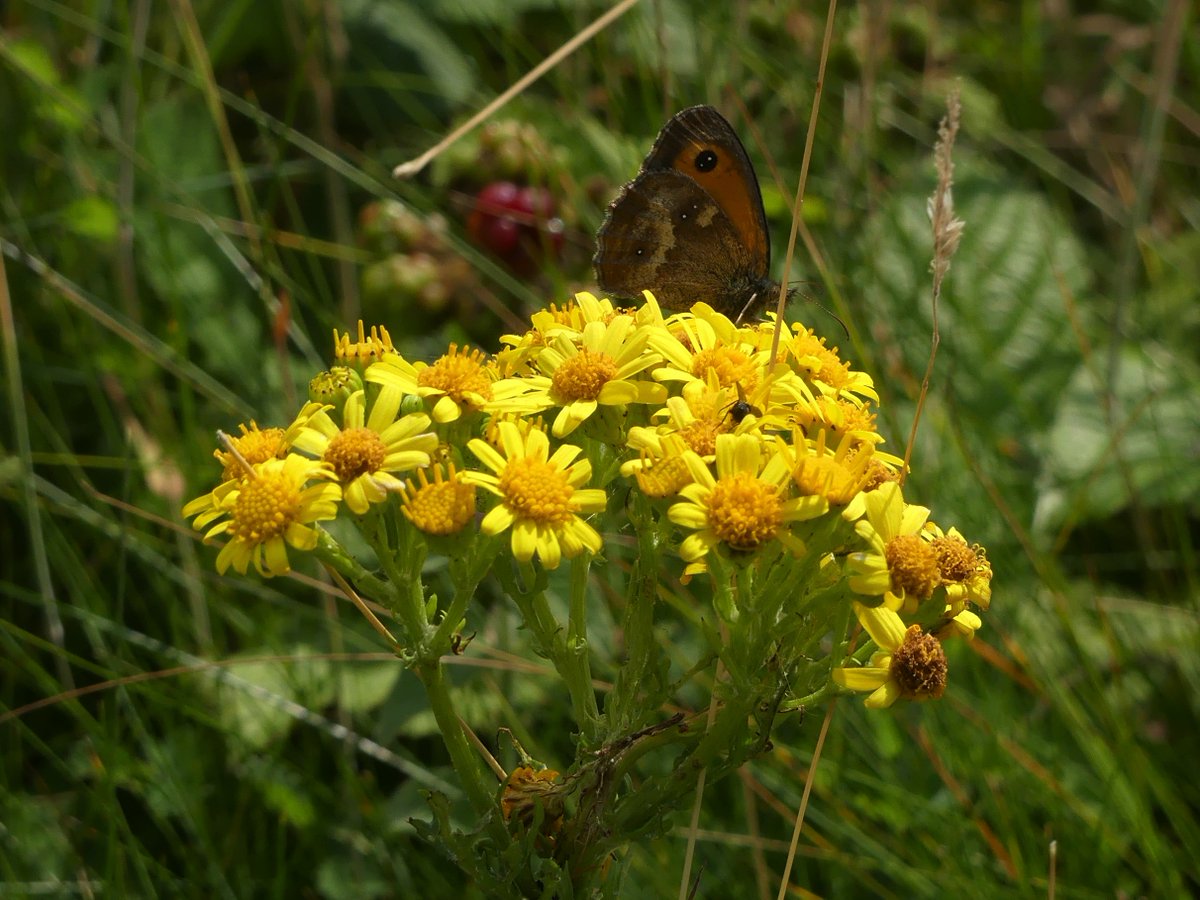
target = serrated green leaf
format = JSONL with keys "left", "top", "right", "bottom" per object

{"left": 856, "top": 161, "right": 1092, "bottom": 535}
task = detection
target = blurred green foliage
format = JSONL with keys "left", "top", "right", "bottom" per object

{"left": 1, "top": 0, "right": 1197, "bottom": 897}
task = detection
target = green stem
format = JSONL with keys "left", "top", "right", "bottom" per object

{"left": 376, "top": 524, "right": 429, "bottom": 645}
{"left": 314, "top": 530, "right": 392, "bottom": 601}
{"left": 429, "top": 534, "right": 498, "bottom": 657}
{"left": 780, "top": 681, "right": 842, "bottom": 712}
{"left": 565, "top": 553, "right": 600, "bottom": 742}
{"left": 606, "top": 508, "right": 662, "bottom": 735}
{"left": 417, "top": 658, "right": 503, "bottom": 830}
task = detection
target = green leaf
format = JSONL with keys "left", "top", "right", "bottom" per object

{"left": 1035, "top": 343, "right": 1200, "bottom": 532}
{"left": 63, "top": 195, "right": 119, "bottom": 242}
{"left": 856, "top": 160, "right": 1092, "bottom": 537}
{"left": 343, "top": 1, "right": 475, "bottom": 103}
{"left": 337, "top": 660, "right": 403, "bottom": 714}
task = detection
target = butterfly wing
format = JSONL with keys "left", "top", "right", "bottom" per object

{"left": 594, "top": 105, "right": 777, "bottom": 317}
{"left": 595, "top": 169, "right": 765, "bottom": 312}
{"left": 641, "top": 105, "right": 772, "bottom": 276}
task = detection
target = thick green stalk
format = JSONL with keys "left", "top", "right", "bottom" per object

{"left": 417, "top": 658, "right": 500, "bottom": 822}
{"left": 606, "top": 510, "right": 662, "bottom": 735}
{"left": 565, "top": 553, "right": 600, "bottom": 742}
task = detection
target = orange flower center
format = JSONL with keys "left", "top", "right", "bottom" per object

{"left": 227, "top": 472, "right": 302, "bottom": 542}
{"left": 418, "top": 346, "right": 494, "bottom": 405}
{"left": 550, "top": 348, "right": 618, "bottom": 402}
{"left": 324, "top": 427, "right": 387, "bottom": 482}
{"left": 930, "top": 535, "right": 979, "bottom": 583}
{"left": 691, "top": 346, "right": 757, "bottom": 391}
{"left": 499, "top": 457, "right": 576, "bottom": 525}
{"left": 891, "top": 625, "right": 948, "bottom": 700}
{"left": 885, "top": 533, "right": 941, "bottom": 600}
{"left": 706, "top": 472, "right": 782, "bottom": 551}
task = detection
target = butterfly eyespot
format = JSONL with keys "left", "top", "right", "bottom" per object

{"left": 694, "top": 149, "right": 718, "bottom": 172}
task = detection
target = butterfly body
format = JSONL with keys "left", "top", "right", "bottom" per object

{"left": 594, "top": 105, "right": 783, "bottom": 320}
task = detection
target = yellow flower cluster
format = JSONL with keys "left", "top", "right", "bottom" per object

{"left": 184, "top": 291, "right": 992, "bottom": 707}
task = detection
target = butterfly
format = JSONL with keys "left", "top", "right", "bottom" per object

{"left": 594, "top": 105, "right": 788, "bottom": 321}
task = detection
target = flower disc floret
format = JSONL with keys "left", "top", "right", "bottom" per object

{"left": 399, "top": 463, "right": 476, "bottom": 535}
{"left": 291, "top": 386, "right": 437, "bottom": 515}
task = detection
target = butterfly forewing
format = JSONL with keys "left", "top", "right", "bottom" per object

{"left": 594, "top": 105, "right": 779, "bottom": 319}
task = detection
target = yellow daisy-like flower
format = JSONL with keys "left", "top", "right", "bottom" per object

{"left": 497, "top": 292, "right": 623, "bottom": 376}
{"left": 183, "top": 455, "right": 341, "bottom": 577}
{"left": 667, "top": 433, "right": 827, "bottom": 562}
{"left": 488, "top": 314, "right": 666, "bottom": 438}
{"left": 771, "top": 322, "right": 879, "bottom": 404}
{"left": 464, "top": 421, "right": 606, "bottom": 569}
{"left": 832, "top": 602, "right": 948, "bottom": 708}
{"left": 924, "top": 522, "right": 993, "bottom": 612}
{"left": 774, "top": 428, "right": 875, "bottom": 506}
{"left": 621, "top": 431, "right": 693, "bottom": 498}
{"left": 793, "top": 395, "right": 882, "bottom": 446}
{"left": 366, "top": 344, "right": 495, "bottom": 424}
{"left": 642, "top": 375, "right": 769, "bottom": 460}
{"left": 213, "top": 421, "right": 288, "bottom": 483}
{"left": 649, "top": 309, "right": 766, "bottom": 392}
{"left": 845, "top": 482, "right": 940, "bottom": 612}
{"left": 333, "top": 321, "right": 397, "bottom": 364}
{"left": 291, "top": 386, "right": 437, "bottom": 515}
{"left": 398, "top": 463, "right": 477, "bottom": 535}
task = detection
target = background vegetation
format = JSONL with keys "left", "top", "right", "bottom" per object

{"left": 2, "top": 0, "right": 1197, "bottom": 896}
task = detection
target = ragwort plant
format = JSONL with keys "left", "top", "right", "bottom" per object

{"left": 184, "top": 278, "right": 992, "bottom": 895}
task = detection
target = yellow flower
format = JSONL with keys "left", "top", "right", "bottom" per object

{"left": 832, "top": 602, "right": 948, "bottom": 708}
{"left": 649, "top": 310, "right": 766, "bottom": 391}
{"left": 291, "top": 386, "right": 437, "bottom": 515}
{"left": 793, "top": 395, "right": 883, "bottom": 447}
{"left": 643, "top": 376, "right": 767, "bottom": 460}
{"left": 667, "top": 433, "right": 826, "bottom": 562}
{"left": 464, "top": 421, "right": 606, "bottom": 569}
{"left": 488, "top": 314, "right": 666, "bottom": 438}
{"left": 845, "top": 482, "right": 939, "bottom": 613}
{"left": 774, "top": 428, "right": 875, "bottom": 506}
{"left": 924, "top": 522, "right": 993, "bottom": 612}
{"left": 333, "top": 321, "right": 397, "bottom": 364}
{"left": 758, "top": 316, "right": 883, "bottom": 400}
{"left": 398, "top": 463, "right": 477, "bottom": 536}
{"left": 183, "top": 455, "right": 341, "bottom": 577}
{"left": 621, "top": 431, "right": 693, "bottom": 498}
{"left": 366, "top": 344, "right": 495, "bottom": 424}
{"left": 212, "top": 421, "right": 287, "bottom": 483}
